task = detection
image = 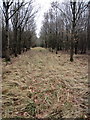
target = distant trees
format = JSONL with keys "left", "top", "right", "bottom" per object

{"left": 1, "top": 0, "right": 37, "bottom": 61}
{"left": 40, "top": 0, "right": 89, "bottom": 61}
{"left": 40, "top": 7, "right": 65, "bottom": 53}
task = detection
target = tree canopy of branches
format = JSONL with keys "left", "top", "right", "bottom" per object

{"left": 40, "top": 0, "right": 89, "bottom": 61}
{"left": 1, "top": 0, "right": 37, "bottom": 61}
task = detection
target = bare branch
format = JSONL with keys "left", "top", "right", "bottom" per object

{"left": 8, "top": 2, "right": 28, "bottom": 20}
{"left": 0, "top": 5, "right": 6, "bottom": 18}
{"left": 51, "top": 2, "right": 72, "bottom": 22}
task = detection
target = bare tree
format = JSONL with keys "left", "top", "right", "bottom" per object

{"left": 51, "top": 0, "right": 88, "bottom": 61}
{"left": 10, "top": 0, "right": 35, "bottom": 56}
{"left": 2, "top": 0, "right": 25, "bottom": 61}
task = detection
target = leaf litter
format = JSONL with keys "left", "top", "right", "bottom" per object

{"left": 2, "top": 47, "right": 88, "bottom": 119}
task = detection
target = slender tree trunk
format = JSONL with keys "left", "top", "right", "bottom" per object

{"left": 70, "top": 1, "right": 76, "bottom": 62}
{"left": 70, "top": 35, "right": 74, "bottom": 61}
{"left": 13, "top": 28, "right": 18, "bottom": 57}
{"left": 88, "top": 1, "right": 90, "bottom": 50}
{"left": 18, "top": 27, "right": 22, "bottom": 54}
{"left": 55, "top": 3, "right": 58, "bottom": 54}
{"left": 75, "top": 40, "right": 78, "bottom": 54}
{"left": 5, "top": 8, "right": 10, "bottom": 61}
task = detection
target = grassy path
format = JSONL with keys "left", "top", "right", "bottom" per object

{"left": 2, "top": 47, "right": 88, "bottom": 118}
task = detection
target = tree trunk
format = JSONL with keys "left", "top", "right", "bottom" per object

{"left": 75, "top": 40, "right": 78, "bottom": 54}
{"left": 13, "top": 28, "right": 18, "bottom": 57}
{"left": 5, "top": 8, "right": 10, "bottom": 61}
{"left": 18, "top": 27, "right": 22, "bottom": 54}
{"left": 70, "top": 38, "right": 74, "bottom": 62}
{"left": 88, "top": 2, "right": 90, "bottom": 50}
{"left": 70, "top": 1, "right": 76, "bottom": 62}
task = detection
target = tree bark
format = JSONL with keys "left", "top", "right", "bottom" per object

{"left": 18, "top": 27, "right": 22, "bottom": 54}
{"left": 70, "top": 1, "right": 76, "bottom": 62}
{"left": 13, "top": 28, "right": 18, "bottom": 57}
{"left": 5, "top": 7, "right": 10, "bottom": 61}
{"left": 75, "top": 40, "right": 78, "bottom": 54}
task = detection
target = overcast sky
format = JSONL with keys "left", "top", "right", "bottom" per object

{"left": 35, "top": 0, "right": 55, "bottom": 37}
{"left": 34, "top": 0, "right": 62, "bottom": 37}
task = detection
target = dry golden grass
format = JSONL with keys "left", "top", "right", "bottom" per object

{"left": 2, "top": 47, "right": 88, "bottom": 118}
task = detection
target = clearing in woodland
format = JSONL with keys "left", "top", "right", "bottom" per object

{"left": 2, "top": 47, "right": 88, "bottom": 119}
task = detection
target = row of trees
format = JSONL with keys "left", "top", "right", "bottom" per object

{"left": 1, "top": 0, "right": 37, "bottom": 61}
{"left": 40, "top": 0, "right": 90, "bottom": 61}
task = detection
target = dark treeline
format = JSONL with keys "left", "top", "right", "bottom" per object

{"left": 40, "top": 0, "right": 90, "bottom": 61}
{"left": 1, "top": 0, "right": 37, "bottom": 61}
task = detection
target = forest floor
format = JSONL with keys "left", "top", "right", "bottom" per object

{"left": 2, "top": 47, "right": 88, "bottom": 119}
